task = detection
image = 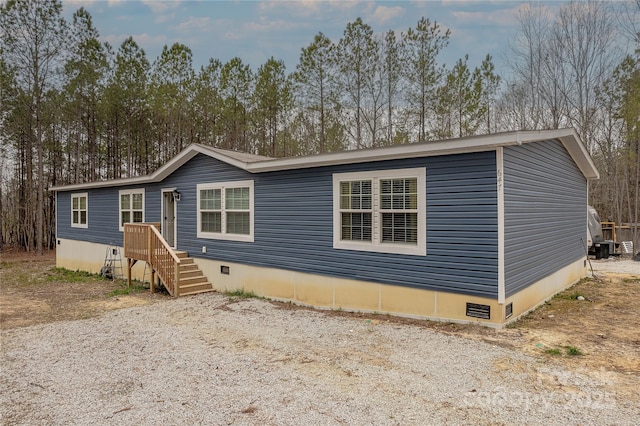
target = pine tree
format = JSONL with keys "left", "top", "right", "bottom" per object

{"left": 254, "top": 57, "right": 292, "bottom": 157}
{"left": 220, "top": 57, "right": 254, "bottom": 152}
{"left": 64, "top": 7, "right": 109, "bottom": 183}
{"left": 105, "top": 37, "right": 150, "bottom": 176}
{"left": 478, "top": 54, "right": 501, "bottom": 134}
{"left": 193, "top": 58, "right": 223, "bottom": 146}
{"left": 334, "top": 18, "right": 380, "bottom": 148}
{"left": 293, "top": 33, "right": 337, "bottom": 153}
{"left": 402, "top": 17, "right": 450, "bottom": 142}
{"left": 0, "top": 0, "right": 66, "bottom": 254}
{"left": 149, "top": 43, "right": 195, "bottom": 163}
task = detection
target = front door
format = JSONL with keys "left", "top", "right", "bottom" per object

{"left": 162, "top": 190, "right": 176, "bottom": 248}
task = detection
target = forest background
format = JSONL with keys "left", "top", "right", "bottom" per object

{"left": 0, "top": 0, "right": 638, "bottom": 255}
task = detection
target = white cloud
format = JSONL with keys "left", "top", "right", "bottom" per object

{"left": 173, "top": 16, "right": 211, "bottom": 32}
{"left": 257, "top": 0, "right": 363, "bottom": 18}
{"left": 142, "top": 0, "right": 182, "bottom": 14}
{"left": 244, "top": 18, "right": 309, "bottom": 33}
{"left": 440, "top": 0, "right": 511, "bottom": 5}
{"left": 223, "top": 31, "right": 242, "bottom": 41}
{"left": 64, "top": 0, "right": 97, "bottom": 7}
{"left": 370, "top": 5, "right": 404, "bottom": 25}
{"left": 450, "top": 5, "right": 522, "bottom": 27}
{"left": 102, "top": 32, "right": 168, "bottom": 48}
{"left": 257, "top": 0, "right": 318, "bottom": 17}
{"left": 133, "top": 33, "right": 168, "bottom": 46}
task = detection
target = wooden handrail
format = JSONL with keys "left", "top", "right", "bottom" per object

{"left": 124, "top": 223, "right": 151, "bottom": 262}
{"left": 124, "top": 223, "right": 181, "bottom": 297}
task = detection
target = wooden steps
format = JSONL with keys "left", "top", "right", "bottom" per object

{"left": 173, "top": 251, "right": 214, "bottom": 296}
{"left": 125, "top": 224, "right": 214, "bottom": 298}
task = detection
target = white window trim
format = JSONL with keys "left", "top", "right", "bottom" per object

{"left": 333, "top": 168, "right": 426, "bottom": 256}
{"left": 197, "top": 180, "right": 254, "bottom": 243}
{"left": 119, "top": 188, "right": 145, "bottom": 231}
{"left": 71, "top": 192, "right": 88, "bottom": 228}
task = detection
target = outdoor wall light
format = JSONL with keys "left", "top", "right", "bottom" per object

{"left": 172, "top": 190, "right": 181, "bottom": 201}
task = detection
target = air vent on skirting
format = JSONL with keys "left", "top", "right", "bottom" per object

{"left": 466, "top": 303, "right": 491, "bottom": 320}
{"left": 505, "top": 302, "right": 513, "bottom": 319}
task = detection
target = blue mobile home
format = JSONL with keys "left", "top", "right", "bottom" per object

{"left": 52, "top": 128, "right": 599, "bottom": 326}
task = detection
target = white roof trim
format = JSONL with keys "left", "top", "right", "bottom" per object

{"left": 246, "top": 128, "right": 599, "bottom": 179}
{"left": 50, "top": 145, "right": 257, "bottom": 191}
{"left": 50, "top": 128, "right": 599, "bottom": 192}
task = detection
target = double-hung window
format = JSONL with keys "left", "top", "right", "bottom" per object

{"left": 333, "top": 168, "right": 426, "bottom": 256}
{"left": 197, "top": 180, "right": 254, "bottom": 242}
{"left": 380, "top": 177, "right": 419, "bottom": 244}
{"left": 71, "top": 193, "right": 88, "bottom": 228}
{"left": 119, "top": 189, "right": 145, "bottom": 231}
{"left": 339, "top": 180, "right": 372, "bottom": 242}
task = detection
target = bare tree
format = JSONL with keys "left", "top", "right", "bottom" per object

{"left": 554, "top": 1, "right": 622, "bottom": 150}
{"left": 617, "top": 0, "right": 640, "bottom": 45}
{"left": 503, "top": 3, "right": 551, "bottom": 130}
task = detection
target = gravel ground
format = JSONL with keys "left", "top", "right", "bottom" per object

{"left": 591, "top": 258, "right": 640, "bottom": 275}
{"left": 1, "top": 294, "right": 637, "bottom": 425}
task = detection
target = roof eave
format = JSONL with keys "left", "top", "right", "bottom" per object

{"left": 248, "top": 129, "right": 598, "bottom": 176}
{"left": 557, "top": 133, "right": 600, "bottom": 180}
{"left": 50, "top": 128, "right": 599, "bottom": 192}
{"left": 50, "top": 144, "right": 254, "bottom": 192}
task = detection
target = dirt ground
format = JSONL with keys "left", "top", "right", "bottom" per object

{"left": 1, "top": 250, "right": 639, "bottom": 402}
{"left": 0, "top": 249, "right": 164, "bottom": 329}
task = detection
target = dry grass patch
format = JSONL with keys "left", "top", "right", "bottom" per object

{"left": 0, "top": 250, "right": 165, "bottom": 330}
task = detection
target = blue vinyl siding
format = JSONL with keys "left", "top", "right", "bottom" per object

{"left": 56, "top": 156, "right": 250, "bottom": 245}
{"left": 183, "top": 152, "right": 498, "bottom": 298}
{"left": 57, "top": 150, "right": 499, "bottom": 298}
{"left": 503, "top": 140, "right": 587, "bottom": 297}
{"left": 57, "top": 188, "right": 124, "bottom": 246}
{"left": 58, "top": 187, "right": 161, "bottom": 246}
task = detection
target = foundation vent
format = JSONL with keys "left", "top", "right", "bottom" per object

{"left": 221, "top": 265, "right": 230, "bottom": 275}
{"left": 466, "top": 303, "right": 490, "bottom": 320}
{"left": 505, "top": 302, "right": 513, "bottom": 319}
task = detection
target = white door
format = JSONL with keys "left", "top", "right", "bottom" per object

{"left": 162, "top": 190, "right": 176, "bottom": 248}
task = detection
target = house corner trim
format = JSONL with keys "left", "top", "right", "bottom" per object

{"left": 496, "top": 147, "right": 505, "bottom": 304}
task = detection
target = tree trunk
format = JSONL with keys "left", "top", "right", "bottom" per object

{"left": 36, "top": 87, "right": 44, "bottom": 256}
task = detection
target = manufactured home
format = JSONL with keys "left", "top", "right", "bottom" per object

{"left": 52, "top": 128, "right": 599, "bottom": 327}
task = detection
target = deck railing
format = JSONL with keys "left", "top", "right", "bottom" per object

{"left": 124, "top": 223, "right": 180, "bottom": 296}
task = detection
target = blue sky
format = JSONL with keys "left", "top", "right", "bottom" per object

{"left": 61, "top": 0, "right": 556, "bottom": 75}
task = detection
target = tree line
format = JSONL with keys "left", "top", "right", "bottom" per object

{"left": 0, "top": 0, "right": 638, "bottom": 254}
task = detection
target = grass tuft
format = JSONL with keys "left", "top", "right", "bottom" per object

{"left": 505, "top": 317, "right": 525, "bottom": 329}
{"left": 224, "top": 289, "right": 260, "bottom": 299}
{"left": 108, "top": 285, "right": 146, "bottom": 297}
{"left": 46, "top": 267, "right": 99, "bottom": 283}
{"left": 555, "top": 291, "right": 585, "bottom": 300}
{"left": 565, "top": 346, "right": 583, "bottom": 356}
{"left": 545, "top": 348, "right": 562, "bottom": 355}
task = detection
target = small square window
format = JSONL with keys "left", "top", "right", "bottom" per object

{"left": 71, "top": 193, "right": 88, "bottom": 228}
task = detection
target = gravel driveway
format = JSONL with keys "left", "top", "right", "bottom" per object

{"left": 591, "top": 258, "right": 640, "bottom": 275}
{"left": 2, "top": 292, "right": 637, "bottom": 425}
